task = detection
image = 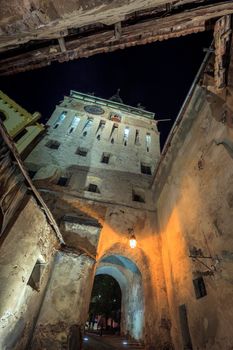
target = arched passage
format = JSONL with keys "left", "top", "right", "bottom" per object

{"left": 88, "top": 273, "right": 122, "bottom": 335}
{"left": 95, "top": 254, "right": 144, "bottom": 341}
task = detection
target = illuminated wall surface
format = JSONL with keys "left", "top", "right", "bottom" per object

{"left": 23, "top": 90, "right": 165, "bottom": 347}
{"left": 154, "top": 83, "right": 233, "bottom": 349}
{"left": 1, "top": 50, "right": 233, "bottom": 350}
{"left": 0, "top": 90, "right": 44, "bottom": 156}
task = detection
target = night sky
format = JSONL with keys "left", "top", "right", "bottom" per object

{"left": 0, "top": 31, "right": 212, "bottom": 148}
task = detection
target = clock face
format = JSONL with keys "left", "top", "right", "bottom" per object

{"left": 84, "top": 105, "right": 105, "bottom": 115}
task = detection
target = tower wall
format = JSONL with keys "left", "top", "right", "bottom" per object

{"left": 25, "top": 92, "right": 160, "bottom": 179}
{"left": 23, "top": 91, "right": 169, "bottom": 348}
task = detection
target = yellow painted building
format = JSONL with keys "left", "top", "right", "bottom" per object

{"left": 0, "top": 90, "right": 44, "bottom": 156}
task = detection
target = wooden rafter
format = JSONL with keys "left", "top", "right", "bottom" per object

{"left": 0, "top": 1, "right": 233, "bottom": 75}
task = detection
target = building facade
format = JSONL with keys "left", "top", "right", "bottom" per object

{"left": 23, "top": 91, "right": 167, "bottom": 348}
{"left": 2, "top": 42, "right": 233, "bottom": 349}
{"left": 26, "top": 90, "right": 160, "bottom": 206}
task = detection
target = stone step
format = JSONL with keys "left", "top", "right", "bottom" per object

{"left": 83, "top": 333, "right": 145, "bottom": 349}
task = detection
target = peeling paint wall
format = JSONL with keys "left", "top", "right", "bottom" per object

{"left": 155, "top": 84, "right": 233, "bottom": 349}
{"left": 0, "top": 196, "right": 57, "bottom": 350}
{"left": 31, "top": 251, "right": 95, "bottom": 349}
{"left": 0, "top": 123, "right": 60, "bottom": 350}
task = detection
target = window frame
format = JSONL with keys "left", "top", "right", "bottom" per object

{"left": 57, "top": 176, "right": 69, "bottom": 187}
{"left": 76, "top": 147, "right": 88, "bottom": 157}
{"left": 45, "top": 140, "right": 61, "bottom": 150}
{"left": 87, "top": 183, "right": 100, "bottom": 193}
{"left": 141, "top": 163, "right": 152, "bottom": 175}
{"left": 193, "top": 276, "right": 207, "bottom": 299}
{"left": 101, "top": 152, "right": 110, "bottom": 164}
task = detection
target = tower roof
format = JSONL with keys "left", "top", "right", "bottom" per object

{"left": 109, "top": 89, "right": 123, "bottom": 104}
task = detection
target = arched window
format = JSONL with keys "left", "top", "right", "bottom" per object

{"left": 123, "top": 127, "right": 129, "bottom": 146}
{"left": 146, "top": 133, "right": 151, "bottom": 152}
{"left": 68, "top": 115, "right": 80, "bottom": 134}
{"left": 53, "top": 111, "right": 67, "bottom": 129}
{"left": 96, "top": 120, "right": 106, "bottom": 140}
{"left": 109, "top": 123, "right": 118, "bottom": 144}
{"left": 82, "top": 117, "right": 93, "bottom": 136}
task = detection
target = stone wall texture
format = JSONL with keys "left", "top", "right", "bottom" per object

{"left": 0, "top": 197, "right": 57, "bottom": 350}
{"left": 155, "top": 84, "right": 233, "bottom": 349}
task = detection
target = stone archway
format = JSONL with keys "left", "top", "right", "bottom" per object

{"left": 95, "top": 254, "right": 144, "bottom": 341}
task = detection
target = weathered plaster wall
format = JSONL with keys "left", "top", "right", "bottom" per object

{"left": 32, "top": 183, "right": 171, "bottom": 348}
{"left": 32, "top": 167, "right": 154, "bottom": 211}
{"left": 31, "top": 250, "right": 95, "bottom": 349}
{"left": 155, "top": 84, "right": 233, "bottom": 349}
{"left": 0, "top": 196, "right": 57, "bottom": 350}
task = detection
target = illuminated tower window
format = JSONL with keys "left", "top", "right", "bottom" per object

{"left": 68, "top": 115, "right": 80, "bottom": 134}
{"left": 110, "top": 123, "right": 118, "bottom": 144}
{"left": 82, "top": 117, "right": 93, "bottom": 136}
{"left": 146, "top": 133, "right": 151, "bottom": 152}
{"left": 96, "top": 120, "right": 106, "bottom": 133}
{"left": 53, "top": 111, "right": 67, "bottom": 129}
{"left": 135, "top": 129, "right": 140, "bottom": 145}
{"left": 123, "top": 127, "right": 129, "bottom": 146}
{"left": 96, "top": 120, "right": 106, "bottom": 140}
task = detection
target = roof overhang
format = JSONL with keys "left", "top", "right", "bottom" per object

{"left": 0, "top": 1, "right": 232, "bottom": 78}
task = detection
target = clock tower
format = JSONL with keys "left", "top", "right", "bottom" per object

{"left": 25, "top": 90, "right": 160, "bottom": 204}
{"left": 22, "top": 90, "right": 163, "bottom": 345}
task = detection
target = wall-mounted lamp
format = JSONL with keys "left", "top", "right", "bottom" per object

{"left": 188, "top": 246, "right": 221, "bottom": 275}
{"left": 129, "top": 235, "right": 137, "bottom": 249}
{"left": 128, "top": 228, "right": 137, "bottom": 249}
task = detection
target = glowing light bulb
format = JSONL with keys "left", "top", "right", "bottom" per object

{"left": 129, "top": 234, "right": 137, "bottom": 248}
